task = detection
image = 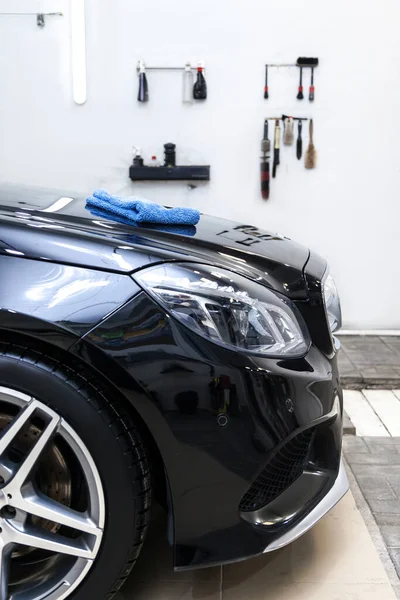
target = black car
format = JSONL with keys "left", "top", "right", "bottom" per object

{"left": 0, "top": 185, "right": 347, "bottom": 599}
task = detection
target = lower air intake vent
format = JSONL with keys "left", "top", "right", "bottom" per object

{"left": 239, "top": 428, "right": 315, "bottom": 512}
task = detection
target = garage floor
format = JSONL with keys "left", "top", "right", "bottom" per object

{"left": 118, "top": 484, "right": 396, "bottom": 600}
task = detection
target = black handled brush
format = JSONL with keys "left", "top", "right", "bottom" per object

{"left": 272, "top": 120, "right": 281, "bottom": 178}
{"left": 260, "top": 119, "right": 271, "bottom": 198}
{"left": 264, "top": 65, "right": 269, "bottom": 99}
{"left": 297, "top": 57, "right": 319, "bottom": 102}
{"left": 296, "top": 120, "right": 303, "bottom": 160}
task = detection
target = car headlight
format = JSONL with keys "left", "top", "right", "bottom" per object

{"left": 133, "top": 263, "right": 310, "bottom": 357}
{"left": 323, "top": 272, "right": 342, "bottom": 333}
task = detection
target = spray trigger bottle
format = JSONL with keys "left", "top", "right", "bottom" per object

{"left": 193, "top": 64, "right": 207, "bottom": 100}
{"left": 137, "top": 61, "right": 149, "bottom": 102}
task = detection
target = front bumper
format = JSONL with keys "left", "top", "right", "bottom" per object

{"left": 83, "top": 289, "right": 345, "bottom": 571}
{"left": 264, "top": 459, "right": 348, "bottom": 553}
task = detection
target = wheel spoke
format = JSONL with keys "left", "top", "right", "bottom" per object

{"left": 0, "top": 400, "right": 39, "bottom": 456}
{"left": 0, "top": 390, "right": 106, "bottom": 598}
{"left": 5, "top": 521, "right": 96, "bottom": 559}
{"left": 14, "top": 488, "right": 102, "bottom": 538}
{"left": 3, "top": 404, "right": 60, "bottom": 491}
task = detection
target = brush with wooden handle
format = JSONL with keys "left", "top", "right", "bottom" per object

{"left": 305, "top": 119, "right": 317, "bottom": 169}
{"left": 272, "top": 119, "right": 281, "bottom": 178}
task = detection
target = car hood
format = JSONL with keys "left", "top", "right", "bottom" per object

{"left": 0, "top": 185, "right": 310, "bottom": 299}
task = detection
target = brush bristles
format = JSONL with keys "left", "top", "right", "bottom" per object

{"left": 305, "top": 143, "right": 316, "bottom": 169}
{"left": 283, "top": 119, "right": 294, "bottom": 145}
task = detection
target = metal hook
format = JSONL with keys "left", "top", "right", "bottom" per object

{"left": 37, "top": 13, "right": 45, "bottom": 27}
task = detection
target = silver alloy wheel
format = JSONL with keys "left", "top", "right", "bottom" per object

{"left": 0, "top": 386, "right": 105, "bottom": 600}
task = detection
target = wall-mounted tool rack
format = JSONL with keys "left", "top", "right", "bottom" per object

{"left": 0, "top": 12, "right": 63, "bottom": 27}
{"left": 264, "top": 58, "right": 319, "bottom": 101}
{"left": 136, "top": 60, "right": 206, "bottom": 73}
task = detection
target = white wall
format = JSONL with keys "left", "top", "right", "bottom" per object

{"left": 0, "top": 0, "right": 399, "bottom": 329}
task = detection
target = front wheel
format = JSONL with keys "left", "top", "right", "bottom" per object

{"left": 0, "top": 344, "right": 151, "bottom": 600}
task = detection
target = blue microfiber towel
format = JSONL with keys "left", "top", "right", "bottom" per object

{"left": 86, "top": 189, "right": 200, "bottom": 226}
{"left": 87, "top": 206, "right": 197, "bottom": 237}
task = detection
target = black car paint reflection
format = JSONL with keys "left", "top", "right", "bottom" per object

{"left": 0, "top": 186, "right": 343, "bottom": 569}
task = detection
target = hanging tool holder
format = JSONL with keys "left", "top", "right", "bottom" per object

{"left": 0, "top": 11, "right": 63, "bottom": 27}
{"left": 264, "top": 58, "right": 319, "bottom": 101}
{"left": 260, "top": 116, "right": 309, "bottom": 193}
{"left": 136, "top": 61, "right": 207, "bottom": 102}
{"left": 129, "top": 143, "right": 210, "bottom": 181}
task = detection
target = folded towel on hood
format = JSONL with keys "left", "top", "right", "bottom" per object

{"left": 87, "top": 206, "right": 197, "bottom": 236}
{"left": 85, "top": 189, "right": 200, "bottom": 225}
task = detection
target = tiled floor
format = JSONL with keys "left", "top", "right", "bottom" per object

{"left": 344, "top": 389, "right": 400, "bottom": 436}
{"left": 116, "top": 489, "right": 396, "bottom": 600}
{"left": 343, "top": 388, "right": 400, "bottom": 588}
{"left": 339, "top": 336, "right": 400, "bottom": 387}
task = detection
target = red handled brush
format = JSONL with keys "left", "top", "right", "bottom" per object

{"left": 264, "top": 65, "right": 269, "bottom": 99}
{"left": 297, "top": 67, "right": 304, "bottom": 100}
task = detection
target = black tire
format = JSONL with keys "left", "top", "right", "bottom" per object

{"left": 0, "top": 341, "right": 152, "bottom": 600}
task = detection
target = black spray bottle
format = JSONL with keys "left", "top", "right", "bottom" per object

{"left": 138, "top": 62, "right": 149, "bottom": 102}
{"left": 193, "top": 66, "right": 207, "bottom": 100}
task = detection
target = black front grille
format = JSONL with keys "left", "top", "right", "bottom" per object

{"left": 239, "top": 428, "right": 315, "bottom": 512}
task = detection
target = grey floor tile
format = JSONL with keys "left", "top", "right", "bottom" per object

{"left": 357, "top": 476, "right": 396, "bottom": 500}
{"left": 368, "top": 499, "right": 400, "bottom": 514}
{"left": 343, "top": 436, "right": 370, "bottom": 454}
{"left": 374, "top": 513, "right": 400, "bottom": 527}
{"left": 350, "top": 464, "right": 400, "bottom": 478}
{"left": 362, "top": 368, "right": 400, "bottom": 378}
{"left": 364, "top": 440, "right": 400, "bottom": 455}
{"left": 381, "top": 526, "right": 400, "bottom": 548}
{"left": 364, "top": 437, "right": 400, "bottom": 446}
{"left": 337, "top": 335, "right": 400, "bottom": 385}
{"left": 346, "top": 453, "right": 400, "bottom": 466}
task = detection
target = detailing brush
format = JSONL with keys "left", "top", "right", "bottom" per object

{"left": 297, "top": 57, "right": 319, "bottom": 102}
{"left": 297, "top": 67, "right": 304, "bottom": 100}
{"left": 305, "top": 119, "right": 316, "bottom": 169}
{"left": 283, "top": 117, "right": 294, "bottom": 145}
{"left": 296, "top": 120, "right": 303, "bottom": 160}
{"left": 272, "top": 119, "right": 281, "bottom": 178}
{"left": 264, "top": 65, "right": 269, "bottom": 99}
{"left": 260, "top": 119, "right": 271, "bottom": 199}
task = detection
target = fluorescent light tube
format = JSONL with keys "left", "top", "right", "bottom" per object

{"left": 70, "top": 0, "right": 87, "bottom": 104}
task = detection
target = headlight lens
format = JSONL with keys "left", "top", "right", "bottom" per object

{"left": 323, "top": 273, "right": 342, "bottom": 333}
{"left": 133, "top": 263, "right": 309, "bottom": 357}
